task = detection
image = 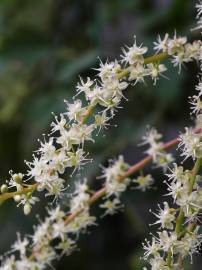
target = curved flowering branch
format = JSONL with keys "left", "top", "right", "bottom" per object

{"left": 1, "top": 39, "right": 199, "bottom": 215}
{"left": 1, "top": 126, "right": 201, "bottom": 269}
{"left": 0, "top": 135, "right": 174, "bottom": 207}
{"left": 0, "top": 131, "right": 181, "bottom": 269}
{"left": 65, "top": 136, "right": 180, "bottom": 225}
{"left": 0, "top": 131, "right": 180, "bottom": 206}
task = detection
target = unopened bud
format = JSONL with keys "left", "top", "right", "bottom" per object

{"left": 1, "top": 184, "right": 8, "bottom": 193}
{"left": 24, "top": 203, "right": 31, "bottom": 215}
{"left": 14, "top": 195, "right": 21, "bottom": 202}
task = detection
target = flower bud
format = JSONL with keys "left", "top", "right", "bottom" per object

{"left": 0, "top": 184, "right": 8, "bottom": 193}
{"left": 14, "top": 194, "right": 21, "bottom": 202}
{"left": 24, "top": 203, "right": 31, "bottom": 215}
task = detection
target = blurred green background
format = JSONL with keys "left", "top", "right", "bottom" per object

{"left": 0, "top": 0, "right": 201, "bottom": 269}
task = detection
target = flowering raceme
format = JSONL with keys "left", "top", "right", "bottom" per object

{"left": 0, "top": 29, "right": 200, "bottom": 214}
{"left": 0, "top": 1, "right": 202, "bottom": 270}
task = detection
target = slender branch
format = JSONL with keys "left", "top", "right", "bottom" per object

{"left": 1, "top": 128, "right": 201, "bottom": 208}
{"left": 117, "top": 52, "right": 169, "bottom": 80}
{"left": 0, "top": 51, "right": 171, "bottom": 206}
{"left": 65, "top": 135, "right": 179, "bottom": 225}
{"left": 0, "top": 183, "right": 38, "bottom": 204}
{"left": 65, "top": 129, "right": 202, "bottom": 227}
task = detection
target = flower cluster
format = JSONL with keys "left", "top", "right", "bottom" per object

{"left": 154, "top": 32, "right": 201, "bottom": 72}
{"left": 143, "top": 158, "right": 202, "bottom": 270}
{"left": 142, "top": 5, "right": 202, "bottom": 266}
{"left": 0, "top": 178, "right": 97, "bottom": 270}
{"left": 1, "top": 32, "right": 199, "bottom": 214}
{"left": 0, "top": 154, "right": 156, "bottom": 269}
{"left": 141, "top": 128, "right": 174, "bottom": 170}
{"left": 179, "top": 127, "right": 202, "bottom": 160}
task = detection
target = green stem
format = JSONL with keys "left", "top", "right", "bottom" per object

{"left": 144, "top": 52, "right": 168, "bottom": 64}
{"left": 0, "top": 183, "right": 38, "bottom": 204}
{"left": 117, "top": 52, "right": 169, "bottom": 80}
{"left": 166, "top": 250, "right": 172, "bottom": 267}
{"left": 188, "top": 158, "right": 202, "bottom": 194}
{"left": 175, "top": 209, "right": 185, "bottom": 236}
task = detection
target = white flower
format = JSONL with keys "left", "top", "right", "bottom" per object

{"left": 76, "top": 77, "right": 94, "bottom": 96}
{"left": 158, "top": 230, "right": 177, "bottom": 253}
{"left": 166, "top": 163, "right": 188, "bottom": 182}
{"left": 34, "top": 246, "right": 56, "bottom": 267}
{"left": 56, "top": 237, "right": 76, "bottom": 256}
{"left": 100, "top": 198, "right": 123, "bottom": 216}
{"left": 11, "top": 233, "right": 29, "bottom": 259}
{"left": 47, "top": 206, "right": 66, "bottom": 221}
{"left": 171, "top": 52, "right": 186, "bottom": 73}
{"left": 32, "top": 219, "right": 51, "bottom": 246}
{"left": 8, "top": 172, "right": 23, "bottom": 191}
{"left": 128, "top": 64, "right": 149, "bottom": 84}
{"left": 64, "top": 99, "right": 86, "bottom": 122}
{"left": 133, "top": 174, "right": 154, "bottom": 192}
{"left": 147, "top": 63, "right": 167, "bottom": 84}
{"left": 44, "top": 177, "right": 65, "bottom": 196}
{"left": 141, "top": 128, "right": 163, "bottom": 161}
{"left": 178, "top": 128, "right": 202, "bottom": 160}
{"left": 189, "top": 95, "right": 202, "bottom": 115}
{"left": 52, "top": 219, "right": 69, "bottom": 241}
{"left": 94, "top": 111, "right": 111, "bottom": 132}
{"left": 25, "top": 155, "right": 48, "bottom": 180}
{"left": 51, "top": 113, "right": 67, "bottom": 134}
{"left": 70, "top": 179, "right": 90, "bottom": 212}
{"left": 151, "top": 202, "right": 175, "bottom": 229}
{"left": 66, "top": 209, "right": 96, "bottom": 234}
{"left": 101, "top": 77, "right": 128, "bottom": 100}
{"left": 149, "top": 255, "right": 170, "bottom": 270}
{"left": 95, "top": 60, "right": 121, "bottom": 82}
{"left": 167, "top": 32, "right": 187, "bottom": 55}
{"left": 100, "top": 156, "right": 130, "bottom": 197}
{"left": 141, "top": 128, "right": 173, "bottom": 171}
{"left": 153, "top": 33, "right": 169, "bottom": 53}
{"left": 19, "top": 193, "right": 39, "bottom": 208}
{"left": 57, "top": 123, "right": 95, "bottom": 149}
{"left": 176, "top": 190, "right": 202, "bottom": 217}
{"left": 175, "top": 229, "right": 202, "bottom": 259}
{"left": 121, "top": 37, "right": 148, "bottom": 65}
{"left": 155, "top": 153, "right": 174, "bottom": 171}
{"left": 36, "top": 137, "right": 56, "bottom": 161}
{"left": 142, "top": 127, "right": 162, "bottom": 147}
{"left": 143, "top": 237, "right": 160, "bottom": 259}
{"left": 67, "top": 149, "right": 90, "bottom": 172}
{"left": 185, "top": 41, "right": 202, "bottom": 60}
{"left": 49, "top": 149, "right": 69, "bottom": 174}
{"left": 74, "top": 178, "right": 89, "bottom": 195}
